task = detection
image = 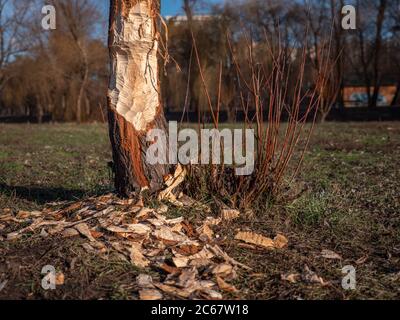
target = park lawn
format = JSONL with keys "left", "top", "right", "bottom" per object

{"left": 0, "top": 122, "right": 399, "bottom": 299}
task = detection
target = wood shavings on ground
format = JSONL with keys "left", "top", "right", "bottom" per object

{"left": 235, "top": 231, "right": 288, "bottom": 250}
{"left": 0, "top": 193, "right": 249, "bottom": 300}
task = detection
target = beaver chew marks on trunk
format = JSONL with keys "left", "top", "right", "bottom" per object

{"left": 108, "top": 0, "right": 168, "bottom": 197}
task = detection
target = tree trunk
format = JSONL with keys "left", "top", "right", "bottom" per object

{"left": 76, "top": 39, "right": 89, "bottom": 123}
{"left": 107, "top": 0, "right": 169, "bottom": 197}
{"left": 391, "top": 79, "right": 400, "bottom": 107}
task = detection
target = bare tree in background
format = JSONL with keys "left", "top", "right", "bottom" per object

{"left": 351, "top": 0, "right": 388, "bottom": 108}
{"left": 388, "top": 0, "right": 400, "bottom": 106}
{"left": 0, "top": 0, "right": 30, "bottom": 93}
{"left": 303, "top": 0, "right": 340, "bottom": 122}
{"left": 107, "top": 0, "right": 169, "bottom": 197}
{"left": 51, "top": 0, "right": 100, "bottom": 123}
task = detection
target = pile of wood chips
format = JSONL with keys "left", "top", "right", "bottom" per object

{"left": 0, "top": 193, "right": 252, "bottom": 300}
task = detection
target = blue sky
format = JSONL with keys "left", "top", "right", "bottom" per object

{"left": 162, "top": 0, "right": 222, "bottom": 16}
{"left": 162, "top": 0, "right": 184, "bottom": 16}
{"left": 100, "top": 1, "right": 222, "bottom": 17}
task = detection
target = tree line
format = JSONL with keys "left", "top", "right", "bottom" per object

{"left": 0, "top": 0, "right": 399, "bottom": 123}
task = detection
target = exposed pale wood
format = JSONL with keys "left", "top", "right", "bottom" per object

{"left": 107, "top": 0, "right": 169, "bottom": 196}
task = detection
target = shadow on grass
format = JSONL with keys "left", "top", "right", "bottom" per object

{"left": 0, "top": 183, "right": 101, "bottom": 204}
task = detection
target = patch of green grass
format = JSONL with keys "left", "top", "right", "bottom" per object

{"left": 287, "top": 191, "right": 330, "bottom": 226}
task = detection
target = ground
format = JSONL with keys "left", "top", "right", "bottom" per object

{"left": 0, "top": 122, "right": 399, "bottom": 300}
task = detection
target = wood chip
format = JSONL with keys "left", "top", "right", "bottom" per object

{"left": 221, "top": 209, "right": 240, "bottom": 221}
{"left": 178, "top": 267, "right": 198, "bottom": 288}
{"left": 235, "top": 231, "right": 288, "bottom": 249}
{"left": 216, "top": 276, "right": 238, "bottom": 293}
{"left": 136, "top": 274, "right": 155, "bottom": 288}
{"left": 159, "top": 263, "right": 180, "bottom": 274}
{"left": 303, "top": 265, "right": 329, "bottom": 285}
{"left": 273, "top": 234, "right": 289, "bottom": 249}
{"left": 281, "top": 273, "right": 300, "bottom": 283}
{"left": 172, "top": 256, "right": 189, "bottom": 268}
{"left": 158, "top": 164, "right": 187, "bottom": 205}
{"left": 104, "top": 225, "right": 132, "bottom": 234}
{"left": 55, "top": 272, "right": 65, "bottom": 285}
{"left": 139, "top": 289, "right": 163, "bottom": 300}
{"left": 212, "top": 263, "right": 234, "bottom": 278}
{"left": 127, "top": 223, "right": 152, "bottom": 236}
{"left": 154, "top": 283, "right": 192, "bottom": 299}
{"left": 321, "top": 249, "right": 342, "bottom": 260}
{"left": 197, "top": 224, "right": 214, "bottom": 242}
{"left": 153, "top": 226, "right": 187, "bottom": 245}
{"left": 62, "top": 228, "right": 79, "bottom": 238}
{"left": 130, "top": 244, "right": 150, "bottom": 268}
{"left": 75, "top": 223, "right": 96, "bottom": 242}
{"left": 189, "top": 247, "right": 215, "bottom": 261}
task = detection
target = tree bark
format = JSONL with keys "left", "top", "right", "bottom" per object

{"left": 76, "top": 39, "right": 89, "bottom": 123}
{"left": 107, "top": 0, "right": 169, "bottom": 197}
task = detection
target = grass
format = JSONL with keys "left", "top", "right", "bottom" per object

{"left": 0, "top": 121, "right": 400, "bottom": 299}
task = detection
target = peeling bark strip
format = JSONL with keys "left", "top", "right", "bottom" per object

{"left": 108, "top": 0, "right": 168, "bottom": 196}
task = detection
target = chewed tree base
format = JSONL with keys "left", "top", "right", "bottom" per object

{"left": 107, "top": 108, "right": 170, "bottom": 197}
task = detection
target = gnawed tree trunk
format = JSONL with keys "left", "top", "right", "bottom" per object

{"left": 108, "top": 0, "right": 169, "bottom": 197}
